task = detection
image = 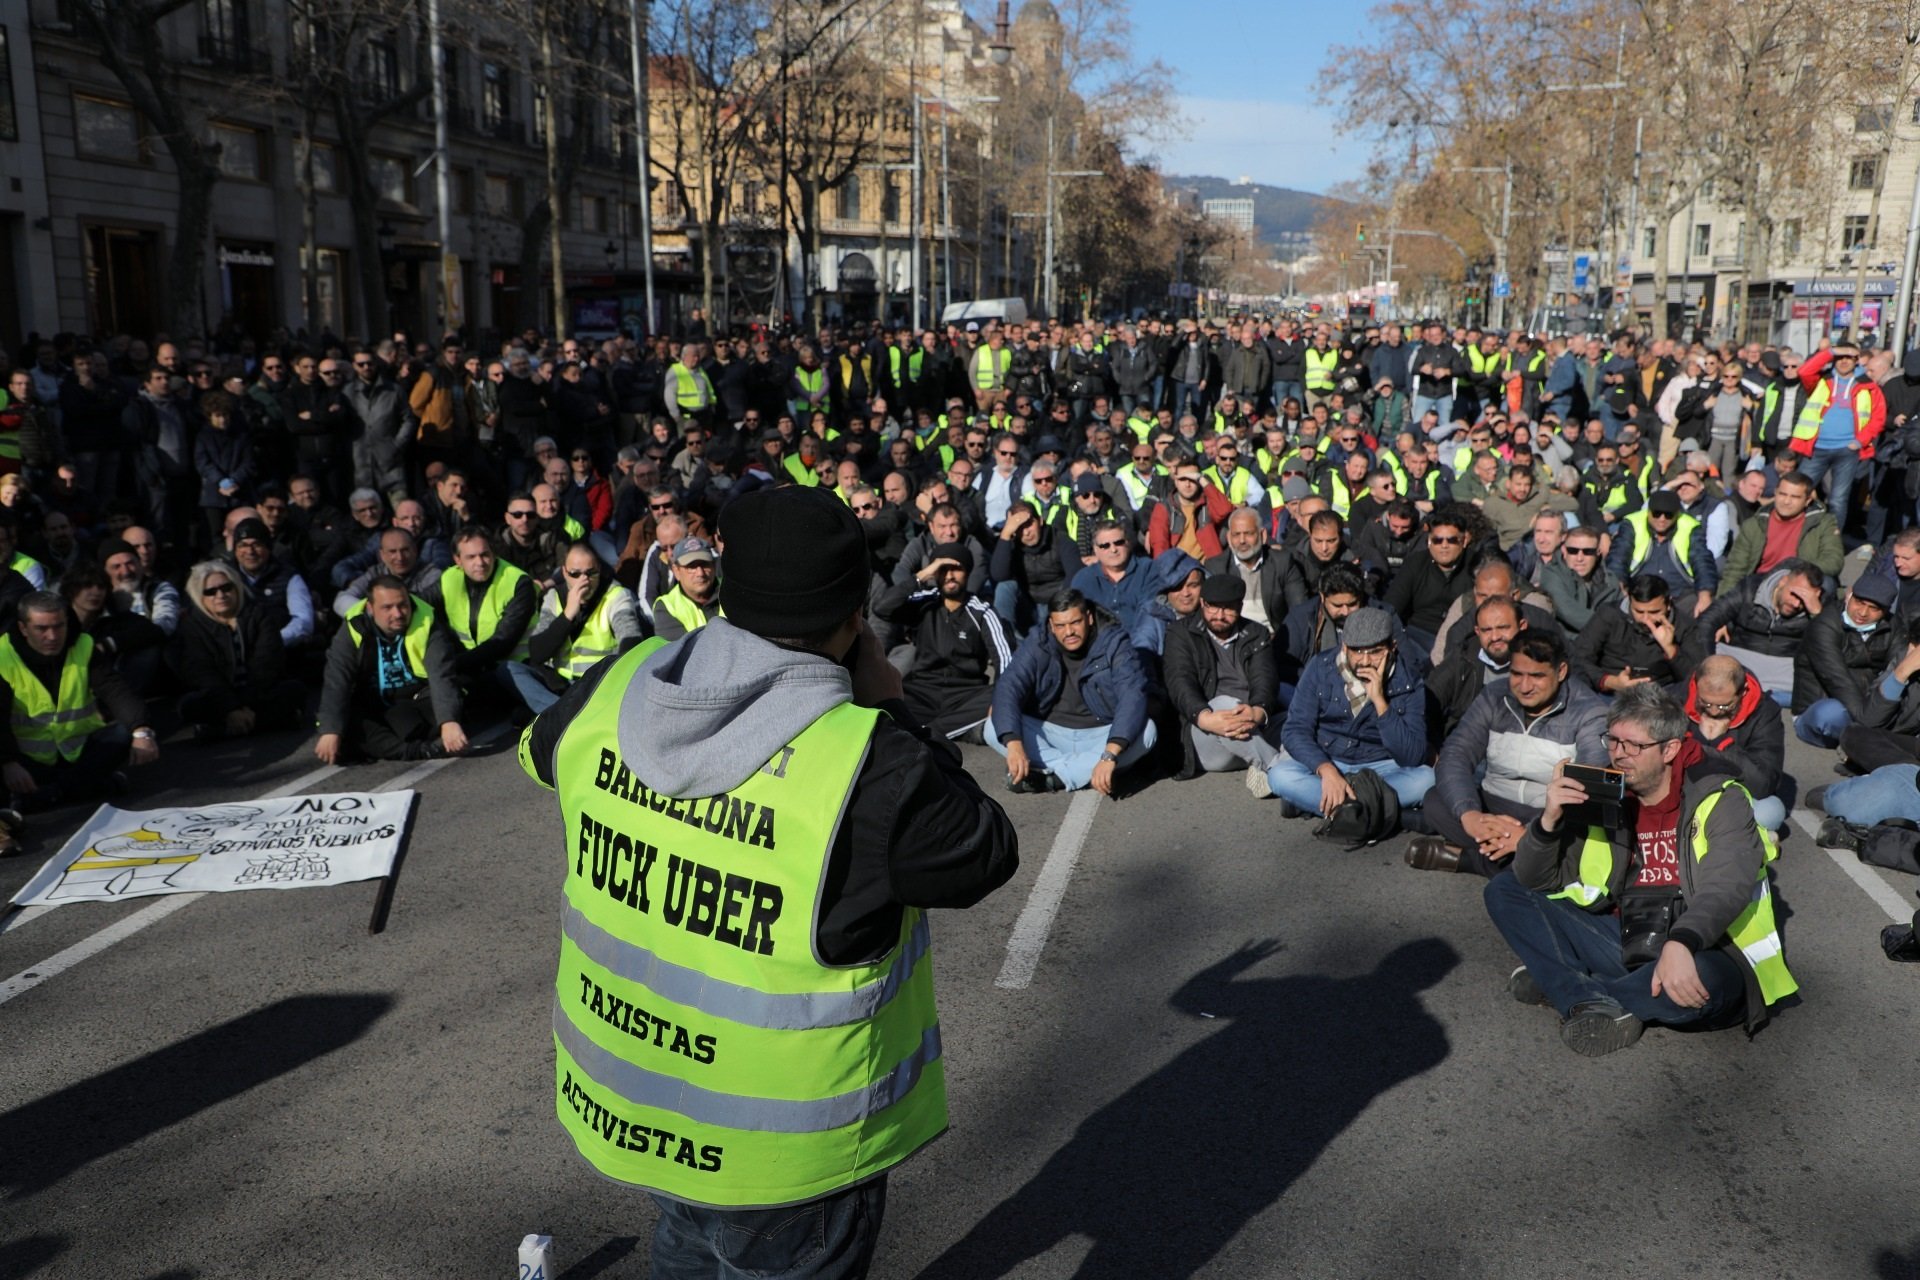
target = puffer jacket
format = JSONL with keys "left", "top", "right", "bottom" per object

{"left": 1434, "top": 675, "right": 1608, "bottom": 814}
{"left": 1278, "top": 638, "right": 1430, "bottom": 771}
{"left": 992, "top": 606, "right": 1151, "bottom": 751}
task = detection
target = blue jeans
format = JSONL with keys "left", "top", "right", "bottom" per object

{"left": 648, "top": 1177, "right": 887, "bottom": 1280}
{"left": 1482, "top": 872, "right": 1745, "bottom": 1025}
{"left": 1263, "top": 753, "right": 1435, "bottom": 814}
{"left": 1272, "top": 380, "right": 1305, "bottom": 414}
{"left": 1794, "top": 697, "right": 1853, "bottom": 748}
{"left": 1174, "top": 381, "right": 1204, "bottom": 424}
{"left": 985, "top": 711, "right": 1158, "bottom": 790}
{"left": 1824, "top": 763, "right": 1920, "bottom": 825}
{"left": 991, "top": 580, "right": 1048, "bottom": 644}
{"left": 1795, "top": 447, "right": 1860, "bottom": 533}
{"left": 506, "top": 660, "right": 562, "bottom": 714}
{"left": 1413, "top": 394, "right": 1455, "bottom": 434}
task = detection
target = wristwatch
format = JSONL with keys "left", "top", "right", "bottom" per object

{"left": 1099, "top": 749, "right": 1122, "bottom": 765}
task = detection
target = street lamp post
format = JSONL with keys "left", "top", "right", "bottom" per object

{"left": 626, "top": 0, "right": 656, "bottom": 335}
{"left": 1447, "top": 163, "right": 1513, "bottom": 328}
{"left": 1043, "top": 117, "right": 1101, "bottom": 321}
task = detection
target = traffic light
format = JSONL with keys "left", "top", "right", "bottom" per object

{"left": 1356, "top": 223, "right": 1367, "bottom": 244}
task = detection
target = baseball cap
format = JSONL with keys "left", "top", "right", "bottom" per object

{"left": 672, "top": 536, "right": 716, "bottom": 565}
{"left": 1854, "top": 574, "right": 1898, "bottom": 610}
{"left": 1073, "top": 473, "right": 1105, "bottom": 496}
{"left": 1648, "top": 491, "right": 1682, "bottom": 516}
{"left": 232, "top": 518, "right": 271, "bottom": 545}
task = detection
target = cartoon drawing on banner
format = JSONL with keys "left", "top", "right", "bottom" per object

{"left": 47, "top": 804, "right": 266, "bottom": 899}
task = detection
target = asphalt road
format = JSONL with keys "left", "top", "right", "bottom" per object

{"left": 4, "top": 722, "right": 1920, "bottom": 1280}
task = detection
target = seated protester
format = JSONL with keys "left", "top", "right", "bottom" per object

{"left": 873, "top": 542, "right": 1011, "bottom": 741}
{"left": 1278, "top": 563, "right": 1376, "bottom": 695}
{"left": 1668, "top": 467, "right": 1734, "bottom": 565}
{"left": 1831, "top": 616, "right": 1920, "bottom": 775}
{"left": 988, "top": 501, "right": 1069, "bottom": 641}
{"left": 1289, "top": 508, "right": 1360, "bottom": 600}
{"left": 1382, "top": 507, "right": 1478, "bottom": 652}
{"left": 1570, "top": 575, "right": 1707, "bottom": 695}
{"left": 1863, "top": 526, "right": 1920, "bottom": 617}
{"left": 1129, "top": 549, "right": 1205, "bottom": 657}
{"left": 0, "top": 591, "right": 157, "bottom": 832}
{"left": 495, "top": 490, "right": 568, "bottom": 583}
{"left": 651, "top": 536, "right": 724, "bottom": 640}
{"left": 1071, "top": 518, "right": 1159, "bottom": 642}
{"left": 1427, "top": 597, "right": 1525, "bottom": 741}
{"left": 1350, "top": 499, "right": 1422, "bottom": 585}
{"left": 0, "top": 517, "right": 48, "bottom": 590}
{"left": 1509, "top": 508, "right": 1567, "bottom": 588}
{"left": 892, "top": 501, "right": 989, "bottom": 598}
{"left": 314, "top": 575, "right": 468, "bottom": 764}
{"left": 60, "top": 563, "right": 168, "bottom": 698}
{"left": 1694, "top": 558, "right": 1823, "bottom": 702}
{"left": 1055, "top": 471, "right": 1119, "bottom": 569}
{"left": 622, "top": 513, "right": 685, "bottom": 610}
{"left": 517, "top": 544, "right": 644, "bottom": 714}
{"left": 422, "top": 527, "right": 538, "bottom": 692}
{"left": 1579, "top": 442, "right": 1642, "bottom": 528}
{"left": 1252, "top": 605, "right": 1434, "bottom": 821}
{"left": 1480, "top": 464, "right": 1549, "bottom": 551}
{"left": 35, "top": 513, "right": 84, "bottom": 580}
{"left": 1207, "top": 506, "right": 1303, "bottom": 629}
{"left": 1430, "top": 555, "right": 1559, "bottom": 667}
{"left": 1539, "top": 526, "right": 1624, "bottom": 645}
{"left": 1682, "top": 655, "right": 1789, "bottom": 833}
{"left": 1792, "top": 572, "right": 1899, "bottom": 747}
{"left": 1164, "top": 572, "right": 1279, "bottom": 779}
{"left": 1344, "top": 468, "right": 1399, "bottom": 530}
{"left": 171, "top": 559, "right": 306, "bottom": 738}
{"left": 101, "top": 536, "right": 182, "bottom": 638}
{"left": 1484, "top": 684, "right": 1797, "bottom": 1055}
{"left": 227, "top": 517, "right": 318, "bottom": 652}
{"left": 1146, "top": 457, "right": 1235, "bottom": 560}
{"left": 333, "top": 527, "right": 441, "bottom": 619}
{"left": 987, "top": 588, "right": 1157, "bottom": 796}
{"left": 1319, "top": 449, "right": 1375, "bottom": 519}
{"left": 1607, "top": 489, "right": 1718, "bottom": 618}
{"left": 1454, "top": 449, "right": 1505, "bottom": 507}
{"left": 1398, "top": 444, "right": 1453, "bottom": 515}
{"left": 1411, "top": 626, "right": 1607, "bottom": 877}
{"left": 1205, "top": 435, "right": 1268, "bottom": 518}
{"left": 1715, "top": 471, "right": 1842, "bottom": 598}
{"left": 0, "top": 553, "right": 35, "bottom": 637}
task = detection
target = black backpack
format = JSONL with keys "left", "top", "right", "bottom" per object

{"left": 1313, "top": 767, "right": 1402, "bottom": 849}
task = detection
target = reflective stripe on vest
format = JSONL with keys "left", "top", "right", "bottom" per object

{"left": 1621, "top": 510, "right": 1699, "bottom": 580}
{"left": 888, "top": 347, "right": 923, "bottom": 384}
{"left": 563, "top": 515, "right": 585, "bottom": 543}
{"left": 555, "top": 584, "right": 633, "bottom": 681}
{"left": 1382, "top": 451, "right": 1409, "bottom": 494}
{"left": 790, "top": 367, "right": 826, "bottom": 415}
{"left": 438, "top": 561, "right": 531, "bottom": 662}
{"left": 12, "top": 552, "right": 45, "bottom": 584}
{"left": 1205, "top": 465, "right": 1250, "bottom": 506}
{"left": 1791, "top": 377, "right": 1874, "bottom": 445}
{"left": 1304, "top": 348, "right": 1338, "bottom": 391}
{"left": 1117, "top": 464, "right": 1157, "bottom": 507}
{"left": 782, "top": 455, "right": 820, "bottom": 487}
{"left": 656, "top": 583, "right": 719, "bottom": 635}
{"left": 669, "top": 364, "right": 714, "bottom": 411}
{"left": 0, "top": 633, "right": 104, "bottom": 764}
{"left": 1467, "top": 347, "right": 1498, "bottom": 377}
{"left": 972, "top": 347, "right": 1011, "bottom": 389}
{"left": 1327, "top": 472, "right": 1354, "bottom": 518}
{"left": 543, "top": 641, "right": 945, "bottom": 1206}
{"left": 346, "top": 594, "right": 435, "bottom": 680}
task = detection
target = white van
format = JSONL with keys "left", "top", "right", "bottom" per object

{"left": 941, "top": 298, "right": 1030, "bottom": 328}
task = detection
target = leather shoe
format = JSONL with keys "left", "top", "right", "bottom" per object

{"left": 1403, "top": 834, "right": 1462, "bottom": 873}
{"left": 1560, "top": 1000, "right": 1644, "bottom": 1057}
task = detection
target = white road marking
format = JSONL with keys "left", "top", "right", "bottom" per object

{"left": 996, "top": 790, "right": 1102, "bottom": 990}
{"left": 1794, "top": 809, "right": 1911, "bottom": 924}
{"left": 0, "top": 740, "right": 486, "bottom": 1006}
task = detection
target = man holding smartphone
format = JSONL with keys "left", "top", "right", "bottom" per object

{"left": 1482, "top": 684, "right": 1797, "bottom": 1057}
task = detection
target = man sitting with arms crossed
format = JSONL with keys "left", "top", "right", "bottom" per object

{"left": 1484, "top": 684, "right": 1797, "bottom": 1056}
{"left": 1408, "top": 626, "right": 1607, "bottom": 877}
{"left": 1163, "top": 573, "right": 1280, "bottom": 779}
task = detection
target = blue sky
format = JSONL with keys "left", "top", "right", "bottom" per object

{"left": 1127, "top": 0, "right": 1372, "bottom": 195}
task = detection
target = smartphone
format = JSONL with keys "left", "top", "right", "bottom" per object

{"left": 1564, "top": 763, "right": 1626, "bottom": 803}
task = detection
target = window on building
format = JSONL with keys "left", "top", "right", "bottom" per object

{"left": 739, "top": 180, "right": 760, "bottom": 218}
{"left": 623, "top": 201, "right": 641, "bottom": 236}
{"left": 579, "top": 193, "right": 606, "bottom": 233}
{"left": 659, "top": 180, "right": 683, "bottom": 222}
{"left": 882, "top": 179, "right": 901, "bottom": 225}
{"left": 484, "top": 173, "right": 514, "bottom": 217}
{"left": 1856, "top": 104, "right": 1893, "bottom": 133}
{"left": 74, "top": 94, "right": 142, "bottom": 161}
{"left": 1850, "top": 156, "right": 1882, "bottom": 191}
{"left": 370, "top": 153, "right": 410, "bottom": 206}
{"left": 361, "top": 36, "right": 400, "bottom": 103}
{"left": 1843, "top": 214, "right": 1873, "bottom": 251}
{"left": 452, "top": 167, "right": 473, "bottom": 215}
{"left": 439, "top": 46, "right": 461, "bottom": 119}
{"left": 293, "top": 137, "right": 337, "bottom": 192}
{"left": 213, "top": 122, "right": 264, "bottom": 180}
{"left": 1781, "top": 218, "right": 1802, "bottom": 258}
{"left": 1691, "top": 224, "right": 1711, "bottom": 257}
{"left": 0, "top": 27, "right": 16, "bottom": 142}
{"left": 1642, "top": 226, "right": 1655, "bottom": 258}
{"left": 481, "top": 61, "right": 511, "bottom": 133}
{"left": 200, "top": 0, "right": 250, "bottom": 65}
{"left": 532, "top": 82, "right": 547, "bottom": 143}
{"left": 837, "top": 174, "right": 860, "bottom": 221}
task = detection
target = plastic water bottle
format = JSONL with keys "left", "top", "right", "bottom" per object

{"left": 518, "top": 1233, "right": 555, "bottom": 1279}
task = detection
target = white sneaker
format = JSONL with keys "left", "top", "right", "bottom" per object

{"left": 1244, "top": 764, "right": 1273, "bottom": 799}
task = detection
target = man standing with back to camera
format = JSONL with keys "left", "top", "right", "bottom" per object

{"left": 520, "top": 486, "right": 1019, "bottom": 1278}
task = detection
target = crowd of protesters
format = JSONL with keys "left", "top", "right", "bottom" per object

{"left": 6, "top": 307, "right": 1920, "bottom": 1052}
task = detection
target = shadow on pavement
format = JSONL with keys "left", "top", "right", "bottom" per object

{"left": 919, "top": 937, "right": 1459, "bottom": 1280}
{"left": 0, "top": 993, "right": 393, "bottom": 1199}
{"left": 557, "top": 1235, "right": 643, "bottom": 1279}
{"left": 0, "top": 1234, "right": 66, "bottom": 1277}
{"left": 1876, "top": 1240, "right": 1920, "bottom": 1280}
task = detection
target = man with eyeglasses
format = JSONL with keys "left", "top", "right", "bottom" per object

{"left": 518, "top": 545, "right": 642, "bottom": 712}
{"left": 1536, "top": 524, "right": 1619, "bottom": 645}
{"left": 495, "top": 490, "right": 567, "bottom": 583}
{"left": 1146, "top": 458, "right": 1233, "bottom": 561}
{"left": 980, "top": 432, "right": 1029, "bottom": 534}
{"left": 1486, "top": 683, "right": 1797, "bottom": 1056}
{"left": 1784, "top": 337, "right": 1887, "bottom": 536}
{"left": 651, "top": 536, "right": 724, "bottom": 641}
{"left": 1680, "top": 654, "right": 1789, "bottom": 833}
{"left": 1382, "top": 511, "right": 1475, "bottom": 651}
{"left": 1607, "top": 489, "right": 1719, "bottom": 620}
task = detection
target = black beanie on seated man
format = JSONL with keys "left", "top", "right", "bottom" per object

{"left": 717, "top": 487, "right": 869, "bottom": 638}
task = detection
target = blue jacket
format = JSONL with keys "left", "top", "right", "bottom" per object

{"left": 1279, "top": 640, "right": 1430, "bottom": 770}
{"left": 1072, "top": 555, "right": 1161, "bottom": 644}
{"left": 993, "top": 609, "right": 1151, "bottom": 750}
{"left": 1123, "top": 548, "right": 1202, "bottom": 656}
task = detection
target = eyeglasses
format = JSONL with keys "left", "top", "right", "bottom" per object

{"left": 202, "top": 583, "right": 236, "bottom": 597}
{"left": 191, "top": 370, "right": 214, "bottom": 379}
{"left": 1429, "top": 534, "right": 1464, "bottom": 546}
{"left": 1033, "top": 476, "right": 1057, "bottom": 485}
{"left": 1604, "top": 734, "right": 1671, "bottom": 757}
{"left": 997, "top": 448, "right": 1018, "bottom": 457}
{"left": 571, "top": 453, "right": 592, "bottom": 463}
{"left": 565, "top": 568, "right": 599, "bottom": 579}
{"left": 1563, "top": 545, "right": 1598, "bottom": 557}
{"left": 1697, "top": 700, "right": 1738, "bottom": 718}
{"left": 852, "top": 502, "right": 880, "bottom": 514}
{"left": 1094, "top": 539, "right": 1128, "bottom": 550}
{"left": 649, "top": 500, "right": 677, "bottom": 512}
{"left": 353, "top": 360, "right": 373, "bottom": 368}
{"left": 505, "top": 508, "right": 534, "bottom": 519}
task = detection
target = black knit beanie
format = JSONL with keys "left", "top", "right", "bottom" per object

{"left": 717, "top": 487, "right": 868, "bottom": 637}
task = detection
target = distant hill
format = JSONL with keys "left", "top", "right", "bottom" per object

{"left": 1166, "top": 175, "right": 1347, "bottom": 251}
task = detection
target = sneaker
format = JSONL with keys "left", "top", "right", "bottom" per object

{"left": 1034, "top": 769, "right": 1065, "bottom": 793}
{"left": 1804, "top": 785, "right": 1828, "bottom": 814}
{"left": 1277, "top": 797, "right": 1304, "bottom": 819}
{"left": 1560, "top": 1000, "right": 1644, "bottom": 1057}
{"left": 1244, "top": 764, "right": 1273, "bottom": 799}
{"left": 1506, "top": 965, "right": 1549, "bottom": 1007}
{"left": 1817, "top": 817, "right": 1866, "bottom": 853}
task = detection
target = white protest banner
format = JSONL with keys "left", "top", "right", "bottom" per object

{"left": 8, "top": 792, "right": 416, "bottom": 907}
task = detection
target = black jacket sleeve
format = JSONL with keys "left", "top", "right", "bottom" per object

{"left": 1161, "top": 622, "right": 1209, "bottom": 721}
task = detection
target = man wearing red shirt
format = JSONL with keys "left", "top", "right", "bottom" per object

{"left": 1787, "top": 337, "right": 1887, "bottom": 536}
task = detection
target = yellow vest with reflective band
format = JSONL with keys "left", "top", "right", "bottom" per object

{"left": 1116, "top": 463, "right": 1159, "bottom": 508}
{"left": 656, "top": 583, "right": 719, "bottom": 635}
{"left": 1500, "top": 349, "right": 1546, "bottom": 380}
{"left": 1125, "top": 411, "right": 1157, "bottom": 444}
{"left": 1024, "top": 490, "right": 1065, "bottom": 525}
{"left": 1586, "top": 472, "right": 1631, "bottom": 516}
{"left": 1304, "top": 348, "right": 1338, "bottom": 392}
{"left": 529, "top": 639, "right": 946, "bottom": 1208}
{"left": 1204, "top": 465, "right": 1251, "bottom": 506}
{"left": 1467, "top": 346, "right": 1499, "bottom": 379}
{"left": 552, "top": 583, "right": 634, "bottom": 681}
{"left": 1628, "top": 454, "right": 1656, "bottom": 497}
{"left": 1620, "top": 510, "right": 1699, "bottom": 581}
{"left": 790, "top": 366, "right": 827, "bottom": 418}
{"left": 888, "top": 346, "right": 923, "bottom": 385}
{"left": 1550, "top": 779, "right": 1797, "bottom": 1007}
{"left": 438, "top": 562, "right": 531, "bottom": 662}
{"left": 345, "top": 595, "right": 436, "bottom": 681}
{"left": 1449, "top": 443, "right": 1480, "bottom": 478}
{"left": 1791, "top": 374, "right": 1875, "bottom": 447}
{"left": 0, "top": 633, "right": 104, "bottom": 764}
{"left": 1326, "top": 471, "right": 1357, "bottom": 519}
{"left": 1402, "top": 467, "right": 1440, "bottom": 502}
{"left": 11, "top": 552, "right": 44, "bottom": 583}
{"left": 971, "top": 346, "right": 1011, "bottom": 390}
{"left": 668, "top": 363, "right": 714, "bottom": 411}
{"left": 1382, "top": 451, "right": 1409, "bottom": 494}
{"left": 782, "top": 455, "right": 820, "bottom": 488}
